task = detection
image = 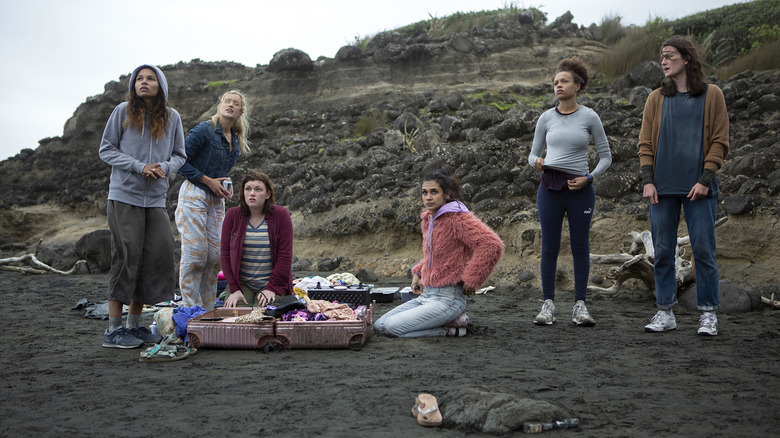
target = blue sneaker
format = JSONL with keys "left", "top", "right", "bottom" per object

{"left": 129, "top": 325, "right": 163, "bottom": 345}
{"left": 103, "top": 327, "right": 143, "bottom": 349}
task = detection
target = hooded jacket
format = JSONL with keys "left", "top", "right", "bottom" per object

{"left": 99, "top": 64, "right": 186, "bottom": 208}
{"left": 412, "top": 202, "right": 504, "bottom": 290}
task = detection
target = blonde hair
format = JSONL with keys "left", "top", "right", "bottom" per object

{"left": 209, "top": 89, "right": 251, "bottom": 153}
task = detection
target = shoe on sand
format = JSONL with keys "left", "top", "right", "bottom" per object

{"left": 571, "top": 300, "right": 595, "bottom": 326}
{"left": 103, "top": 327, "right": 143, "bottom": 349}
{"left": 698, "top": 312, "right": 718, "bottom": 336}
{"left": 534, "top": 299, "right": 556, "bottom": 325}
{"left": 644, "top": 310, "right": 677, "bottom": 332}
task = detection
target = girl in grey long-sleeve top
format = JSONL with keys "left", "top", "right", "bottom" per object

{"left": 527, "top": 57, "right": 612, "bottom": 328}
{"left": 98, "top": 64, "right": 186, "bottom": 349}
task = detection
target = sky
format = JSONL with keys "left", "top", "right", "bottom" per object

{"left": 0, "top": 0, "right": 746, "bottom": 161}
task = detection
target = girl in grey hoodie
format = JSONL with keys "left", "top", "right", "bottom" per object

{"left": 98, "top": 64, "right": 186, "bottom": 348}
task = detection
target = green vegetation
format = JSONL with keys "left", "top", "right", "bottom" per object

{"left": 464, "top": 90, "right": 548, "bottom": 111}
{"left": 352, "top": 0, "right": 777, "bottom": 83}
{"left": 490, "top": 101, "right": 514, "bottom": 112}
{"left": 465, "top": 90, "right": 516, "bottom": 111}
{"left": 350, "top": 35, "right": 370, "bottom": 51}
{"left": 598, "top": 13, "right": 626, "bottom": 45}
{"left": 596, "top": 0, "right": 780, "bottom": 79}
{"left": 202, "top": 79, "right": 238, "bottom": 91}
{"left": 596, "top": 18, "right": 673, "bottom": 80}
{"left": 515, "top": 95, "right": 548, "bottom": 109}
{"left": 402, "top": 121, "right": 419, "bottom": 153}
{"left": 354, "top": 110, "right": 386, "bottom": 137}
{"left": 716, "top": 39, "right": 780, "bottom": 79}
{"left": 352, "top": 2, "right": 546, "bottom": 45}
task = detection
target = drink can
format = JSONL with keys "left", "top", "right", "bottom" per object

{"left": 221, "top": 178, "right": 233, "bottom": 196}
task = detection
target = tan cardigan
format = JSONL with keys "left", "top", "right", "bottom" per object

{"left": 638, "top": 84, "right": 730, "bottom": 178}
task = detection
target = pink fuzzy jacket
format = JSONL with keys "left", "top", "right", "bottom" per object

{"left": 412, "top": 210, "right": 504, "bottom": 289}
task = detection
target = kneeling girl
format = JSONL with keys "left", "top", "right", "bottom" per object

{"left": 375, "top": 166, "right": 504, "bottom": 338}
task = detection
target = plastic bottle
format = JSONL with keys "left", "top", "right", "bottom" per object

{"left": 150, "top": 322, "right": 159, "bottom": 336}
{"left": 523, "top": 418, "right": 580, "bottom": 433}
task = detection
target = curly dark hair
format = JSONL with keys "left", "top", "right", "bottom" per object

{"left": 422, "top": 165, "right": 463, "bottom": 203}
{"left": 555, "top": 56, "right": 589, "bottom": 92}
{"left": 659, "top": 35, "right": 707, "bottom": 97}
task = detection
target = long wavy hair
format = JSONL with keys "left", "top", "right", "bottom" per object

{"left": 239, "top": 171, "right": 275, "bottom": 216}
{"left": 659, "top": 35, "right": 707, "bottom": 97}
{"left": 122, "top": 70, "right": 169, "bottom": 141}
{"left": 209, "top": 89, "right": 251, "bottom": 154}
{"left": 422, "top": 165, "right": 463, "bottom": 203}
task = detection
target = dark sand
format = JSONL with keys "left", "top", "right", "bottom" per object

{"left": 1, "top": 271, "right": 778, "bottom": 437}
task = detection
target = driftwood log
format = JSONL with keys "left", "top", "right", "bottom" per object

{"left": 0, "top": 239, "right": 86, "bottom": 275}
{"left": 588, "top": 216, "right": 729, "bottom": 296}
{"left": 762, "top": 293, "right": 780, "bottom": 309}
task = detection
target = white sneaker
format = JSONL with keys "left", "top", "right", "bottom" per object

{"left": 571, "top": 300, "right": 595, "bottom": 326}
{"left": 698, "top": 312, "right": 718, "bottom": 336}
{"left": 644, "top": 310, "right": 677, "bottom": 332}
{"left": 534, "top": 299, "right": 556, "bottom": 325}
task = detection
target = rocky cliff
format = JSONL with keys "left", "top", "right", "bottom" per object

{"left": 1, "top": 11, "right": 778, "bottom": 290}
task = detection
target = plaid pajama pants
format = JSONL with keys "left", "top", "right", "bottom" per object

{"left": 175, "top": 180, "right": 224, "bottom": 310}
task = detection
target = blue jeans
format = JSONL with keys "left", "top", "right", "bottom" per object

{"left": 537, "top": 184, "right": 595, "bottom": 302}
{"left": 650, "top": 196, "right": 720, "bottom": 311}
{"left": 374, "top": 285, "right": 466, "bottom": 338}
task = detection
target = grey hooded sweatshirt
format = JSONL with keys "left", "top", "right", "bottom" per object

{"left": 98, "top": 64, "right": 186, "bottom": 208}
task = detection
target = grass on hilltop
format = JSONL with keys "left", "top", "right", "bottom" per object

{"left": 597, "top": 0, "right": 780, "bottom": 80}
{"left": 350, "top": 0, "right": 779, "bottom": 91}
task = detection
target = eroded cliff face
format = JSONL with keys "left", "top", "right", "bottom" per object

{"left": 1, "top": 14, "right": 778, "bottom": 288}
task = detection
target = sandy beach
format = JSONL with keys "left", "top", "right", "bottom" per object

{"left": 0, "top": 270, "right": 778, "bottom": 437}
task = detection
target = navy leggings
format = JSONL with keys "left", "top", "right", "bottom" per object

{"left": 537, "top": 184, "right": 595, "bottom": 302}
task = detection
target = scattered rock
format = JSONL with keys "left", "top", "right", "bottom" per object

{"left": 356, "top": 268, "right": 378, "bottom": 283}
{"left": 75, "top": 230, "right": 112, "bottom": 273}
{"left": 267, "top": 48, "right": 313, "bottom": 72}
{"left": 317, "top": 257, "right": 342, "bottom": 271}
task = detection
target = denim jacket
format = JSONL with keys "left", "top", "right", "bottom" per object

{"left": 178, "top": 120, "right": 240, "bottom": 193}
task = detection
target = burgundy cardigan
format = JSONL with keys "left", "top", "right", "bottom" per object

{"left": 220, "top": 205, "right": 294, "bottom": 296}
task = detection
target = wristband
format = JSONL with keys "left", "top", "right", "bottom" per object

{"left": 586, "top": 174, "right": 594, "bottom": 184}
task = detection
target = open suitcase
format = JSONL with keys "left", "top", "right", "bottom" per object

{"left": 187, "top": 290, "right": 373, "bottom": 350}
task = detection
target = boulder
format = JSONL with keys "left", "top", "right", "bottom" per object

{"left": 335, "top": 45, "right": 362, "bottom": 62}
{"left": 679, "top": 280, "right": 763, "bottom": 313}
{"left": 393, "top": 112, "right": 423, "bottom": 133}
{"left": 317, "top": 257, "right": 342, "bottom": 271}
{"left": 355, "top": 268, "right": 378, "bottom": 283}
{"left": 267, "top": 48, "right": 313, "bottom": 73}
{"left": 75, "top": 230, "right": 112, "bottom": 273}
{"left": 629, "top": 61, "right": 664, "bottom": 89}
